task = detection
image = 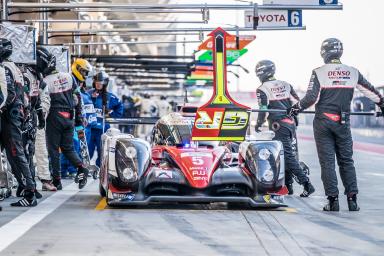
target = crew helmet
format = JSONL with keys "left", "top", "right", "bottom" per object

{"left": 0, "top": 38, "right": 13, "bottom": 62}
{"left": 36, "top": 46, "right": 56, "bottom": 76}
{"left": 255, "top": 60, "right": 275, "bottom": 82}
{"left": 320, "top": 38, "right": 343, "bottom": 63}
{"left": 93, "top": 71, "right": 109, "bottom": 88}
{"left": 72, "top": 58, "right": 92, "bottom": 82}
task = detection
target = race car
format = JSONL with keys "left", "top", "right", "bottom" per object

{"left": 99, "top": 111, "right": 288, "bottom": 208}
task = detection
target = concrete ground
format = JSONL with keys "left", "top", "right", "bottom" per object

{"left": 0, "top": 126, "right": 383, "bottom": 256}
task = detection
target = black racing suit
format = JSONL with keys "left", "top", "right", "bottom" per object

{"left": 21, "top": 66, "right": 42, "bottom": 181}
{"left": 0, "top": 64, "right": 6, "bottom": 133}
{"left": 43, "top": 71, "right": 84, "bottom": 180}
{"left": 298, "top": 60, "right": 384, "bottom": 196}
{"left": 1, "top": 61, "right": 35, "bottom": 191}
{"left": 257, "top": 79, "right": 309, "bottom": 185}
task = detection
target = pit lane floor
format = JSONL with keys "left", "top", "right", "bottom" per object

{"left": 0, "top": 127, "right": 383, "bottom": 256}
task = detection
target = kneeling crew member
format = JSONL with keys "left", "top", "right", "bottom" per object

{"left": 255, "top": 60, "right": 315, "bottom": 197}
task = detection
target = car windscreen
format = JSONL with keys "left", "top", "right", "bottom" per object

{"left": 154, "top": 113, "right": 220, "bottom": 148}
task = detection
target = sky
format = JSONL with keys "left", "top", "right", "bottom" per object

{"left": 175, "top": 0, "right": 384, "bottom": 92}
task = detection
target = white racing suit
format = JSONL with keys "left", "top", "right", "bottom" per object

{"left": 138, "top": 98, "right": 158, "bottom": 139}
{"left": 156, "top": 99, "right": 172, "bottom": 117}
{"left": 34, "top": 77, "right": 51, "bottom": 181}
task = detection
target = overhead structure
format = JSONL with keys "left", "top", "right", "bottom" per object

{"left": 64, "top": 40, "right": 201, "bottom": 46}
{"left": 7, "top": 2, "right": 343, "bottom": 10}
{"left": 47, "top": 26, "right": 307, "bottom": 34}
{"left": 0, "top": 0, "right": 343, "bottom": 93}
{"left": 81, "top": 53, "right": 195, "bottom": 89}
{"left": 24, "top": 19, "right": 207, "bottom": 24}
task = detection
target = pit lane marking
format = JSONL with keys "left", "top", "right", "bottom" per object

{"left": 95, "top": 198, "right": 107, "bottom": 210}
{"left": 365, "top": 172, "right": 384, "bottom": 177}
{"left": 0, "top": 181, "right": 93, "bottom": 253}
{"left": 284, "top": 207, "right": 298, "bottom": 213}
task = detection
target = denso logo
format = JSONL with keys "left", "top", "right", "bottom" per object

{"left": 328, "top": 71, "right": 350, "bottom": 76}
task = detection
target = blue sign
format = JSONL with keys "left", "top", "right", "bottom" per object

{"left": 320, "top": 0, "right": 338, "bottom": 5}
{"left": 288, "top": 10, "right": 302, "bottom": 27}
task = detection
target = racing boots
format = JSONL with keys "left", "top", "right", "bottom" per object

{"left": 347, "top": 194, "right": 360, "bottom": 211}
{"left": 52, "top": 178, "right": 63, "bottom": 190}
{"left": 16, "top": 185, "right": 25, "bottom": 197}
{"left": 286, "top": 183, "right": 294, "bottom": 195}
{"left": 35, "top": 189, "right": 43, "bottom": 199}
{"left": 300, "top": 181, "right": 315, "bottom": 197}
{"left": 75, "top": 165, "right": 89, "bottom": 189}
{"left": 42, "top": 180, "right": 58, "bottom": 191}
{"left": 10, "top": 190, "right": 37, "bottom": 207}
{"left": 323, "top": 196, "right": 339, "bottom": 211}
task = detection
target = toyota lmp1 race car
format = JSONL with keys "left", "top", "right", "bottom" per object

{"left": 99, "top": 111, "right": 288, "bottom": 208}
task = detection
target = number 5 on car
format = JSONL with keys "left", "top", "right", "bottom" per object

{"left": 192, "top": 27, "right": 250, "bottom": 141}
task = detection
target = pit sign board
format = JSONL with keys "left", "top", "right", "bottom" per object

{"left": 245, "top": 9, "right": 302, "bottom": 28}
{"left": 198, "top": 49, "right": 248, "bottom": 64}
{"left": 263, "top": 0, "right": 338, "bottom": 5}
{"left": 198, "top": 35, "right": 256, "bottom": 51}
{"left": 192, "top": 28, "right": 250, "bottom": 141}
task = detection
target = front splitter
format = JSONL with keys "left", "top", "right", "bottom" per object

{"left": 106, "top": 195, "right": 287, "bottom": 208}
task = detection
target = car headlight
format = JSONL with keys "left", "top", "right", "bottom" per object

{"left": 116, "top": 142, "right": 138, "bottom": 183}
{"left": 122, "top": 167, "right": 136, "bottom": 181}
{"left": 258, "top": 148, "right": 271, "bottom": 160}
{"left": 125, "top": 147, "right": 137, "bottom": 158}
{"left": 262, "top": 169, "right": 274, "bottom": 182}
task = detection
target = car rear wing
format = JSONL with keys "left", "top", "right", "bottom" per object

{"left": 251, "top": 109, "right": 383, "bottom": 116}
{"left": 106, "top": 109, "right": 382, "bottom": 125}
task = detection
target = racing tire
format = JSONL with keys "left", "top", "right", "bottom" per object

{"left": 89, "top": 165, "right": 100, "bottom": 180}
{"left": 93, "top": 170, "right": 99, "bottom": 180}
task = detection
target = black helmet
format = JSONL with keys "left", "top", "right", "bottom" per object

{"left": 36, "top": 46, "right": 56, "bottom": 76}
{"left": 320, "top": 38, "right": 343, "bottom": 63}
{"left": 255, "top": 60, "right": 275, "bottom": 83}
{"left": 93, "top": 71, "right": 109, "bottom": 88}
{"left": 0, "top": 38, "right": 13, "bottom": 62}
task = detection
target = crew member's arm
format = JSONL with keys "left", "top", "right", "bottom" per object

{"left": 288, "top": 71, "right": 321, "bottom": 116}
{"left": 256, "top": 88, "right": 268, "bottom": 131}
{"left": 0, "top": 67, "right": 6, "bottom": 108}
{"left": 2, "top": 66, "right": 16, "bottom": 112}
{"left": 289, "top": 84, "right": 300, "bottom": 103}
{"left": 289, "top": 85, "right": 300, "bottom": 126}
{"left": 72, "top": 76, "right": 84, "bottom": 126}
{"left": 35, "top": 95, "right": 46, "bottom": 129}
{"left": 299, "top": 71, "right": 321, "bottom": 110}
{"left": 34, "top": 79, "right": 47, "bottom": 129}
{"left": 38, "top": 79, "right": 51, "bottom": 114}
{"left": 108, "top": 94, "right": 124, "bottom": 118}
{"left": 356, "top": 72, "right": 384, "bottom": 108}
